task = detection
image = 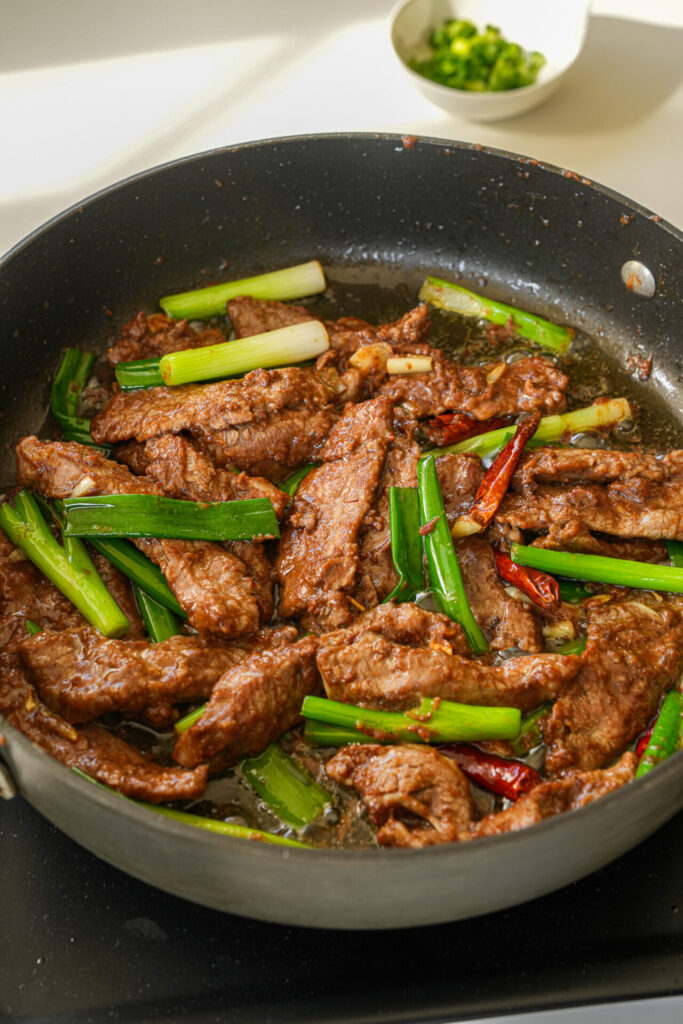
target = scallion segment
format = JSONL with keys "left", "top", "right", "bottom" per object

{"left": 160, "top": 260, "right": 327, "bottom": 320}
{"left": 419, "top": 275, "right": 574, "bottom": 353}
{"left": 511, "top": 703, "right": 553, "bottom": 757}
{"left": 279, "top": 464, "right": 317, "bottom": 499}
{"left": 555, "top": 636, "right": 587, "bottom": 655}
{"left": 417, "top": 456, "right": 489, "bottom": 655}
{"left": 174, "top": 704, "right": 204, "bottom": 734}
{"left": 134, "top": 585, "right": 182, "bottom": 643}
{"left": 667, "top": 540, "right": 683, "bottom": 568}
{"left": 511, "top": 544, "right": 683, "bottom": 595}
{"left": 384, "top": 487, "right": 424, "bottom": 604}
{"left": 0, "top": 491, "right": 129, "bottom": 638}
{"left": 301, "top": 695, "right": 520, "bottom": 744}
{"left": 423, "top": 399, "right": 632, "bottom": 462}
{"left": 72, "top": 769, "right": 307, "bottom": 847}
{"left": 87, "top": 537, "right": 186, "bottom": 618}
{"left": 62, "top": 494, "right": 280, "bottom": 541}
{"left": 50, "top": 348, "right": 105, "bottom": 446}
{"left": 25, "top": 619, "right": 42, "bottom": 636}
{"left": 115, "top": 320, "right": 330, "bottom": 389}
{"left": 558, "top": 579, "right": 593, "bottom": 603}
{"left": 304, "top": 721, "right": 378, "bottom": 747}
{"left": 240, "top": 744, "right": 330, "bottom": 828}
{"left": 635, "top": 691, "right": 683, "bottom": 779}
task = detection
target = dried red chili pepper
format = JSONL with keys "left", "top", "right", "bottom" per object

{"left": 494, "top": 550, "right": 560, "bottom": 610}
{"left": 425, "top": 412, "right": 511, "bottom": 447}
{"left": 439, "top": 743, "right": 540, "bottom": 801}
{"left": 635, "top": 720, "right": 656, "bottom": 760}
{"left": 451, "top": 412, "right": 542, "bottom": 539}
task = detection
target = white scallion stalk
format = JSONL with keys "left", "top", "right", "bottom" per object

{"left": 386, "top": 356, "right": 433, "bottom": 375}
{"left": 160, "top": 260, "right": 327, "bottom": 320}
{"left": 159, "top": 320, "right": 330, "bottom": 386}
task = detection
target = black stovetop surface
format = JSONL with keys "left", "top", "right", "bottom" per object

{"left": 2, "top": 795, "right": 682, "bottom": 1024}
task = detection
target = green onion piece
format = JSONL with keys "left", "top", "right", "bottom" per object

{"left": 87, "top": 537, "right": 186, "bottom": 618}
{"left": 240, "top": 744, "right": 331, "bottom": 828}
{"left": 511, "top": 703, "right": 553, "bottom": 756}
{"left": 558, "top": 579, "right": 593, "bottom": 603}
{"left": 159, "top": 320, "right": 329, "bottom": 387}
{"left": 160, "top": 260, "right": 326, "bottom": 320}
{"left": 667, "top": 540, "right": 683, "bottom": 568}
{"left": 0, "top": 491, "right": 129, "bottom": 638}
{"left": 304, "top": 721, "right": 378, "bottom": 747}
{"left": 417, "top": 456, "right": 489, "bottom": 655}
{"left": 116, "top": 320, "right": 330, "bottom": 390}
{"left": 62, "top": 494, "right": 279, "bottom": 541}
{"left": 51, "top": 348, "right": 95, "bottom": 423}
{"left": 419, "top": 275, "right": 574, "bottom": 353}
{"left": 511, "top": 543, "right": 683, "bottom": 595}
{"left": 301, "top": 695, "right": 520, "bottom": 744}
{"left": 114, "top": 358, "right": 164, "bottom": 390}
{"left": 174, "top": 703, "right": 204, "bottom": 734}
{"left": 635, "top": 691, "right": 683, "bottom": 779}
{"left": 72, "top": 769, "right": 307, "bottom": 847}
{"left": 279, "top": 464, "right": 317, "bottom": 499}
{"left": 384, "top": 487, "right": 425, "bottom": 604}
{"left": 134, "top": 584, "right": 181, "bottom": 643}
{"left": 50, "top": 348, "right": 107, "bottom": 446}
{"left": 423, "top": 399, "right": 632, "bottom": 462}
{"left": 25, "top": 619, "right": 42, "bottom": 636}
{"left": 555, "top": 636, "right": 587, "bottom": 655}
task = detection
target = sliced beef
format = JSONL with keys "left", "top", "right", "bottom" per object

{"left": 90, "top": 366, "right": 333, "bottom": 445}
{"left": 275, "top": 397, "right": 394, "bottom": 632}
{"left": 89, "top": 549, "right": 146, "bottom": 640}
{"left": 0, "top": 656, "right": 207, "bottom": 802}
{"left": 106, "top": 312, "right": 226, "bottom": 365}
{"left": 542, "top": 596, "right": 683, "bottom": 774}
{"left": 435, "top": 451, "right": 485, "bottom": 524}
{"left": 498, "top": 446, "right": 683, "bottom": 543}
{"left": 456, "top": 536, "right": 543, "bottom": 652}
{"left": 173, "top": 636, "right": 319, "bottom": 769}
{"left": 530, "top": 527, "right": 669, "bottom": 563}
{"left": 324, "top": 743, "right": 473, "bottom": 848}
{"left": 379, "top": 354, "right": 568, "bottom": 421}
{"left": 353, "top": 415, "right": 421, "bottom": 608}
{"left": 227, "top": 296, "right": 317, "bottom": 337}
{"left": 190, "top": 407, "right": 336, "bottom": 481}
{"left": 16, "top": 437, "right": 265, "bottom": 638}
{"left": 316, "top": 605, "right": 579, "bottom": 712}
{"left": 321, "top": 601, "right": 470, "bottom": 656}
{"left": 137, "top": 434, "right": 290, "bottom": 518}
{"left": 19, "top": 626, "right": 295, "bottom": 723}
{"left": 470, "top": 752, "right": 635, "bottom": 838}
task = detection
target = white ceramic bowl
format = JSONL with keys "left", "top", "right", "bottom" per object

{"left": 390, "top": 0, "right": 591, "bottom": 122}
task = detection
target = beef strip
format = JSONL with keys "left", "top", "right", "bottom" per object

{"left": 316, "top": 605, "right": 579, "bottom": 712}
{"left": 353, "top": 414, "right": 421, "bottom": 608}
{"left": 89, "top": 549, "right": 146, "bottom": 640}
{"left": 434, "top": 452, "right": 543, "bottom": 651}
{"left": 498, "top": 446, "right": 683, "bottom": 542}
{"left": 189, "top": 407, "right": 336, "bottom": 481}
{"left": 324, "top": 743, "right": 473, "bottom": 848}
{"left": 0, "top": 655, "right": 208, "bottom": 802}
{"left": 90, "top": 366, "right": 334, "bottom": 445}
{"left": 106, "top": 312, "right": 226, "bottom": 365}
{"left": 530, "top": 527, "right": 669, "bottom": 563}
{"left": 136, "top": 434, "right": 290, "bottom": 518}
{"left": 456, "top": 536, "right": 544, "bottom": 652}
{"left": 542, "top": 595, "right": 683, "bottom": 774}
{"left": 16, "top": 437, "right": 265, "bottom": 638}
{"left": 19, "top": 625, "right": 296, "bottom": 723}
{"left": 275, "top": 397, "right": 394, "bottom": 632}
{"left": 227, "top": 296, "right": 317, "bottom": 337}
{"left": 379, "top": 354, "right": 568, "bottom": 420}
{"left": 470, "top": 752, "right": 636, "bottom": 838}
{"left": 173, "top": 636, "right": 319, "bottom": 769}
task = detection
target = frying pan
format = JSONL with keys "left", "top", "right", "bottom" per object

{"left": 1, "top": 134, "right": 682, "bottom": 930}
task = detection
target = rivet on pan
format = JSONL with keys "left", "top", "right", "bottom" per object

{"left": 0, "top": 761, "right": 17, "bottom": 800}
{"left": 621, "top": 260, "right": 656, "bottom": 298}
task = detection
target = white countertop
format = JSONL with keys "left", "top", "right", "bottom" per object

{"left": 1, "top": 0, "right": 681, "bottom": 259}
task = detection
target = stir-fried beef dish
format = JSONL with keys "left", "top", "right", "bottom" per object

{"left": 2, "top": 264, "right": 682, "bottom": 850}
